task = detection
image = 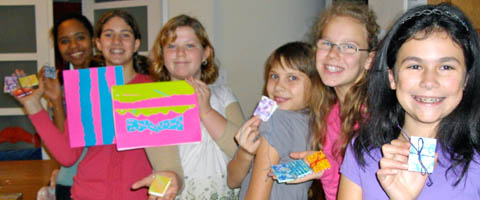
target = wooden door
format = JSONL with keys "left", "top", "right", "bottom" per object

{"left": 428, "top": 0, "right": 480, "bottom": 31}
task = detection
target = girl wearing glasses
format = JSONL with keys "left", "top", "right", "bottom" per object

{"left": 287, "top": 2, "right": 379, "bottom": 200}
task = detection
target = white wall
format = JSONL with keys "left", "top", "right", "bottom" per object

{"left": 169, "top": 0, "right": 325, "bottom": 116}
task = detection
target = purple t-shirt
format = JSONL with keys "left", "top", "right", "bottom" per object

{"left": 340, "top": 142, "right": 480, "bottom": 199}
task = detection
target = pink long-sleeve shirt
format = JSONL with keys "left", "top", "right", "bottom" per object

{"left": 320, "top": 102, "right": 343, "bottom": 200}
{"left": 29, "top": 74, "right": 153, "bottom": 200}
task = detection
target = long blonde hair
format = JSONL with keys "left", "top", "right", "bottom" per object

{"left": 310, "top": 2, "right": 379, "bottom": 157}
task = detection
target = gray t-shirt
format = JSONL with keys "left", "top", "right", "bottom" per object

{"left": 239, "top": 109, "right": 312, "bottom": 200}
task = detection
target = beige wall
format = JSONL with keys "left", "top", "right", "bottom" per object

{"left": 369, "top": 0, "right": 406, "bottom": 31}
{"left": 169, "top": 0, "right": 325, "bottom": 116}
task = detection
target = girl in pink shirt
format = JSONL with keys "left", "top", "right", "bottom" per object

{"left": 12, "top": 10, "right": 152, "bottom": 200}
{"left": 227, "top": 3, "right": 380, "bottom": 200}
{"left": 290, "top": 2, "right": 380, "bottom": 200}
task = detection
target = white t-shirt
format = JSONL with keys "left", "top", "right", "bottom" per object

{"left": 176, "top": 84, "right": 239, "bottom": 200}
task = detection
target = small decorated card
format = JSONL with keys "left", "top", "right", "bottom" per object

{"left": 253, "top": 96, "right": 278, "bottom": 121}
{"left": 408, "top": 136, "right": 436, "bottom": 173}
{"left": 44, "top": 65, "right": 56, "bottom": 79}
{"left": 4, "top": 76, "right": 18, "bottom": 93}
{"left": 272, "top": 159, "right": 313, "bottom": 183}
{"left": 4, "top": 75, "right": 35, "bottom": 98}
{"left": 306, "top": 151, "right": 331, "bottom": 173}
{"left": 18, "top": 74, "right": 39, "bottom": 89}
{"left": 149, "top": 175, "right": 171, "bottom": 197}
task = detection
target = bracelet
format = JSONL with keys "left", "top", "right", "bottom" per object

{"left": 200, "top": 108, "right": 213, "bottom": 119}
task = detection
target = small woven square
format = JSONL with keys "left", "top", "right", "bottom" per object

{"left": 4, "top": 76, "right": 18, "bottom": 93}
{"left": 253, "top": 96, "right": 278, "bottom": 121}
{"left": 272, "top": 160, "right": 313, "bottom": 183}
{"left": 307, "top": 151, "right": 330, "bottom": 172}
{"left": 408, "top": 136, "right": 436, "bottom": 173}
{"left": 148, "top": 175, "right": 171, "bottom": 197}
{"left": 44, "top": 65, "right": 56, "bottom": 79}
{"left": 18, "top": 74, "right": 39, "bottom": 89}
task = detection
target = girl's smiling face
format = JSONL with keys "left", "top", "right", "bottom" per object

{"left": 315, "top": 16, "right": 371, "bottom": 97}
{"left": 266, "top": 59, "right": 311, "bottom": 111}
{"left": 95, "top": 16, "right": 140, "bottom": 66}
{"left": 57, "top": 19, "right": 93, "bottom": 69}
{"left": 163, "top": 26, "right": 210, "bottom": 81}
{"left": 389, "top": 31, "right": 467, "bottom": 128}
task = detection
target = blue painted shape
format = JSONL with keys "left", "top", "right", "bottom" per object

{"left": 126, "top": 115, "right": 184, "bottom": 133}
{"left": 79, "top": 69, "right": 96, "bottom": 146}
{"left": 98, "top": 67, "right": 114, "bottom": 144}
{"left": 154, "top": 89, "right": 168, "bottom": 97}
{"left": 115, "top": 66, "right": 124, "bottom": 85}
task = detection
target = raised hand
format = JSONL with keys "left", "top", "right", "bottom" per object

{"left": 39, "top": 66, "right": 62, "bottom": 103}
{"left": 284, "top": 151, "right": 326, "bottom": 183}
{"left": 185, "top": 76, "right": 212, "bottom": 118}
{"left": 12, "top": 69, "right": 44, "bottom": 115}
{"left": 234, "top": 116, "right": 262, "bottom": 155}
{"left": 377, "top": 139, "right": 431, "bottom": 200}
{"left": 131, "top": 171, "right": 181, "bottom": 200}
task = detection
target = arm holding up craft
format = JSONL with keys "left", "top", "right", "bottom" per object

{"left": 227, "top": 116, "right": 261, "bottom": 188}
{"left": 39, "top": 66, "right": 66, "bottom": 132}
{"left": 186, "top": 77, "right": 244, "bottom": 157}
{"left": 12, "top": 69, "right": 83, "bottom": 166}
{"left": 141, "top": 14, "right": 244, "bottom": 199}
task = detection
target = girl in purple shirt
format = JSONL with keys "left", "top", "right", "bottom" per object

{"left": 339, "top": 3, "right": 480, "bottom": 200}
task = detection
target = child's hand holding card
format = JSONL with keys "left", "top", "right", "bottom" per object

{"left": 253, "top": 96, "right": 278, "bottom": 121}
{"left": 408, "top": 136, "right": 436, "bottom": 173}
{"left": 4, "top": 73, "right": 39, "bottom": 98}
{"left": 148, "top": 175, "right": 172, "bottom": 197}
{"left": 272, "top": 159, "right": 313, "bottom": 183}
{"left": 44, "top": 65, "right": 57, "bottom": 79}
{"left": 19, "top": 74, "right": 39, "bottom": 89}
{"left": 4, "top": 76, "right": 18, "bottom": 94}
{"left": 306, "top": 151, "right": 331, "bottom": 173}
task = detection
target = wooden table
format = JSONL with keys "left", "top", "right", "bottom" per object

{"left": 0, "top": 160, "right": 59, "bottom": 200}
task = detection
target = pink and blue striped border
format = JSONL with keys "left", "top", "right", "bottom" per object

{"left": 63, "top": 66, "right": 123, "bottom": 147}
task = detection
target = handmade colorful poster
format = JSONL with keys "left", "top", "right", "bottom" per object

{"left": 63, "top": 66, "right": 124, "bottom": 147}
{"left": 111, "top": 80, "right": 201, "bottom": 150}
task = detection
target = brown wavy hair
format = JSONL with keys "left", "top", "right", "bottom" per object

{"left": 310, "top": 1, "right": 379, "bottom": 158}
{"left": 149, "top": 14, "right": 218, "bottom": 84}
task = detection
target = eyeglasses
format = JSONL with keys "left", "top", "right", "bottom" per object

{"left": 316, "top": 39, "right": 369, "bottom": 55}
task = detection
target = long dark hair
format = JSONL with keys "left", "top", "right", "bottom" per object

{"left": 354, "top": 3, "right": 480, "bottom": 185}
{"left": 52, "top": 13, "right": 94, "bottom": 69}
